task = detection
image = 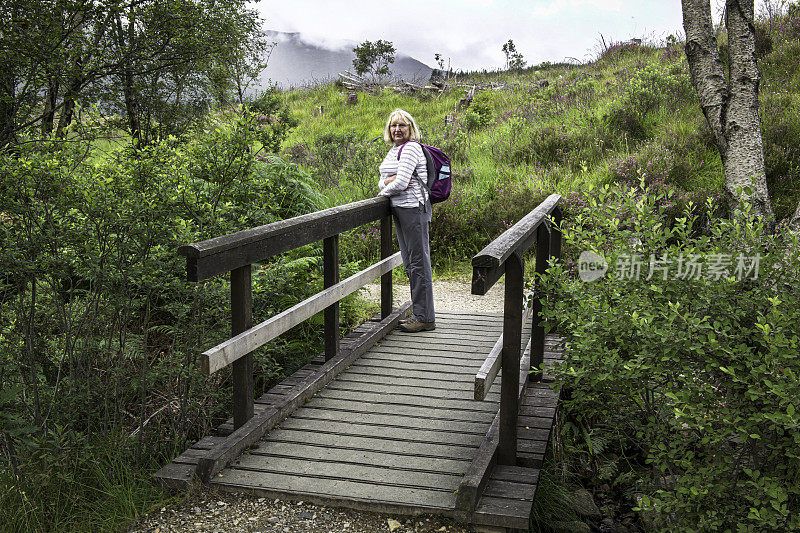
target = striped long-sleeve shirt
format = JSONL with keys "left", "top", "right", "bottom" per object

{"left": 378, "top": 142, "right": 428, "bottom": 208}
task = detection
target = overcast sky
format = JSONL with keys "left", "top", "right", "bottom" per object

{"left": 254, "top": 1, "right": 724, "bottom": 71}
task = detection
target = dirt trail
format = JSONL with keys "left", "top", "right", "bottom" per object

{"left": 361, "top": 278, "right": 505, "bottom": 314}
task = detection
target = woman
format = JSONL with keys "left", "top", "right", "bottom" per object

{"left": 377, "top": 108, "right": 435, "bottom": 333}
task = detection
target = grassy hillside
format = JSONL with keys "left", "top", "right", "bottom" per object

{"left": 275, "top": 26, "right": 799, "bottom": 271}
{"left": 283, "top": 43, "right": 711, "bottom": 194}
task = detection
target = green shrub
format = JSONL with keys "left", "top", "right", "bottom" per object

{"left": 760, "top": 40, "right": 800, "bottom": 89}
{"left": 755, "top": 21, "right": 775, "bottom": 58}
{"left": 463, "top": 90, "right": 494, "bottom": 131}
{"left": 506, "top": 124, "right": 602, "bottom": 171}
{"left": 340, "top": 220, "right": 382, "bottom": 267}
{"left": 0, "top": 111, "right": 346, "bottom": 530}
{"left": 564, "top": 76, "right": 596, "bottom": 104}
{"left": 341, "top": 139, "right": 387, "bottom": 199}
{"left": 288, "top": 132, "right": 387, "bottom": 200}
{"left": 761, "top": 93, "right": 800, "bottom": 220}
{"left": 246, "top": 89, "right": 299, "bottom": 153}
{"left": 282, "top": 141, "right": 313, "bottom": 166}
{"left": 598, "top": 41, "right": 653, "bottom": 62}
{"left": 542, "top": 185, "right": 800, "bottom": 531}
{"left": 624, "top": 66, "right": 665, "bottom": 115}
{"left": 425, "top": 121, "right": 469, "bottom": 165}
{"left": 308, "top": 131, "right": 361, "bottom": 189}
{"left": 608, "top": 154, "right": 669, "bottom": 189}
{"left": 508, "top": 125, "right": 568, "bottom": 165}
{"left": 661, "top": 35, "right": 683, "bottom": 61}
{"left": 602, "top": 105, "right": 650, "bottom": 142}
{"left": 603, "top": 64, "right": 693, "bottom": 144}
{"left": 429, "top": 175, "right": 548, "bottom": 265}
{"left": 791, "top": 5, "right": 800, "bottom": 39}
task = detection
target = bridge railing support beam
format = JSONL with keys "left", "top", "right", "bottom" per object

{"left": 323, "top": 235, "right": 340, "bottom": 362}
{"left": 381, "top": 215, "right": 393, "bottom": 319}
{"left": 472, "top": 194, "right": 562, "bottom": 466}
{"left": 231, "top": 265, "right": 254, "bottom": 430}
{"left": 530, "top": 223, "right": 550, "bottom": 382}
{"left": 499, "top": 252, "right": 523, "bottom": 465}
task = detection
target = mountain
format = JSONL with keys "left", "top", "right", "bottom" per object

{"left": 259, "top": 31, "right": 433, "bottom": 89}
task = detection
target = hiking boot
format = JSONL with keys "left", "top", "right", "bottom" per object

{"left": 398, "top": 318, "right": 435, "bottom": 333}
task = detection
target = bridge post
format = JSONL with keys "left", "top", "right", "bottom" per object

{"left": 231, "top": 264, "right": 254, "bottom": 430}
{"left": 550, "top": 206, "right": 563, "bottom": 261}
{"left": 323, "top": 235, "right": 340, "bottom": 361}
{"left": 499, "top": 252, "right": 523, "bottom": 465}
{"left": 531, "top": 224, "right": 551, "bottom": 382}
{"left": 380, "top": 215, "right": 393, "bottom": 319}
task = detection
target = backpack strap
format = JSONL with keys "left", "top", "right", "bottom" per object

{"left": 396, "top": 141, "right": 431, "bottom": 204}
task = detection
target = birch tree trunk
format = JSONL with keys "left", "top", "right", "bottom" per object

{"left": 682, "top": 0, "right": 775, "bottom": 225}
{"left": 790, "top": 202, "right": 800, "bottom": 231}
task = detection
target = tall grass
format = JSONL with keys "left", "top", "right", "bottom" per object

{"left": 281, "top": 21, "right": 800, "bottom": 270}
{"left": 283, "top": 83, "right": 463, "bottom": 145}
{"left": 274, "top": 41, "right": 716, "bottom": 269}
{"left": 0, "top": 434, "right": 174, "bottom": 532}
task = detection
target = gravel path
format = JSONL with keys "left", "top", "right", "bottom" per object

{"left": 361, "top": 279, "right": 506, "bottom": 315}
{"left": 130, "top": 493, "right": 475, "bottom": 533}
{"left": 131, "top": 279, "right": 502, "bottom": 533}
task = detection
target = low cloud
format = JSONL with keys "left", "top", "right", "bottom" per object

{"left": 296, "top": 33, "right": 355, "bottom": 52}
{"left": 533, "top": 0, "right": 623, "bottom": 17}
{"left": 257, "top": 1, "right": 684, "bottom": 71}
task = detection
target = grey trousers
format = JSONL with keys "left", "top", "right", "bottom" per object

{"left": 393, "top": 203, "right": 435, "bottom": 323}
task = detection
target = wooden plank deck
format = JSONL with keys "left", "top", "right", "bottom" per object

{"left": 470, "top": 379, "right": 562, "bottom": 530}
{"left": 208, "top": 311, "right": 509, "bottom": 515}
{"left": 154, "top": 309, "right": 566, "bottom": 531}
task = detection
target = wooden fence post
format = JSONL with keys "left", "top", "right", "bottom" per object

{"left": 231, "top": 265, "right": 253, "bottom": 430}
{"left": 380, "top": 215, "right": 393, "bottom": 319}
{"left": 499, "top": 252, "right": 524, "bottom": 466}
{"left": 531, "top": 224, "right": 551, "bottom": 382}
{"left": 550, "top": 206, "right": 563, "bottom": 262}
{"left": 324, "top": 235, "right": 340, "bottom": 361}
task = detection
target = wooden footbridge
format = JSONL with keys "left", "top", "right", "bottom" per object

{"left": 155, "top": 195, "right": 565, "bottom": 532}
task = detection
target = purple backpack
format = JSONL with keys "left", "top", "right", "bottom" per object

{"left": 397, "top": 141, "right": 452, "bottom": 204}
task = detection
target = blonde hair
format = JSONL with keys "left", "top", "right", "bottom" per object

{"left": 383, "top": 108, "right": 421, "bottom": 144}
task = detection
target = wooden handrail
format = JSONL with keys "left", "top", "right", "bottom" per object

{"left": 471, "top": 194, "right": 561, "bottom": 295}
{"left": 471, "top": 194, "right": 562, "bottom": 466}
{"left": 474, "top": 305, "right": 533, "bottom": 401}
{"left": 178, "top": 197, "right": 391, "bottom": 281}
{"left": 475, "top": 334, "right": 504, "bottom": 401}
{"left": 201, "top": 252, "right": 402, "bottom": 374}
{"left": 179, "top": 196, "right": 398, "bottom": 431}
